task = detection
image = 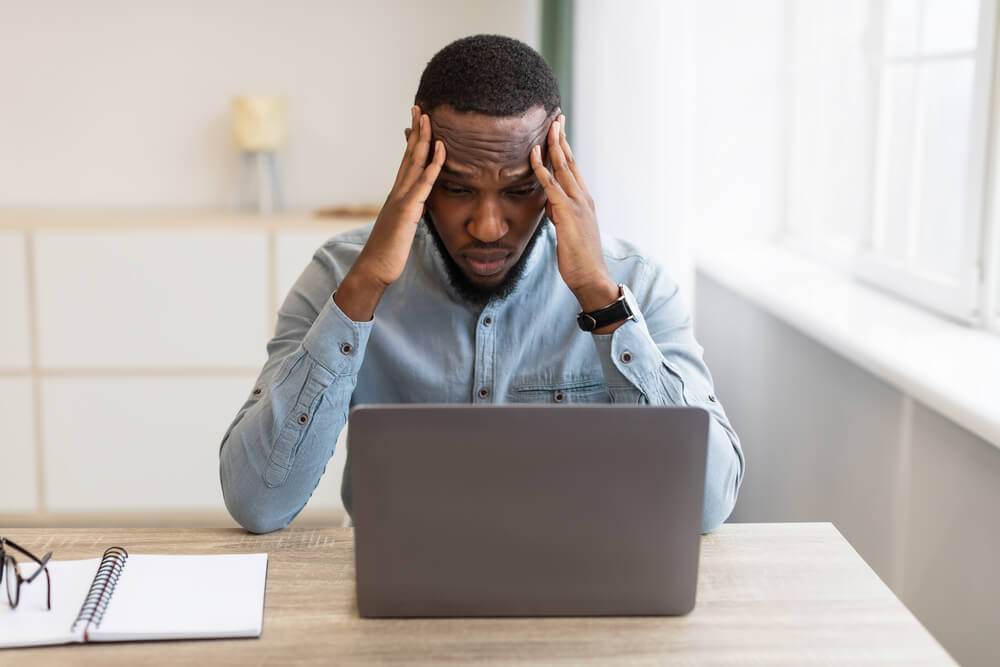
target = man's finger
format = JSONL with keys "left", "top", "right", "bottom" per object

{"left": 530, "top": 144, "right": 568, "bottom": 205}
{"left": 393, "top": 107, "right": 422, "bottom": 191}
{"left": 558, "top": 114, "right": 588, "bottom": 196}
{"left": 547, "top": 120, "right": 583, "bottom": 198}
{"left": 399, "top": 114, "right": 433, "bottom": 192}
{"left": 413, "top": 140, "right": 446, "bottom": 202}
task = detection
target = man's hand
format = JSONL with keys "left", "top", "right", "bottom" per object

{"left": 335, "top": 106, "right": 446, "bottom": 321}
{"left": 530, "top": 115, "right": 621, "bottom": 326}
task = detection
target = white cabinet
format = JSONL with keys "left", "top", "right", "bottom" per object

{"left": 34, "top": 230, "right": 269, "bottom": 368}
{"left": 0, "top": 232, "right": 31, "bottom": 368}
{"left": 41, "top": 376, "right": 256, "bottom": 511}
{"left": 0, "top": 379, "right": 38, "bottom": 512}
{"left": 0, "top": 213, "right": 364, "bottom": 519}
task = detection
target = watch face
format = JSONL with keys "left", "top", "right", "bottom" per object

{"left": 621, "top": 284, "right": 639, "bottom": 318}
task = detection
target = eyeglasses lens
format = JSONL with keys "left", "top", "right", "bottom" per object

{"left": 4, "top": 556, "right": 18, "bottom": 608}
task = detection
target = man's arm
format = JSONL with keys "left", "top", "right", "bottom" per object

{"left": 220, "top": 106, "right": 445, "bottom": 533}
{"left": 530, "top": 115, "right": 744, "bottom": 534}
{"left": 219, "top": 251, "right": 373, "bottom": 534}
{"left": 589, "top": 261, "right": 745, "bottom": 534}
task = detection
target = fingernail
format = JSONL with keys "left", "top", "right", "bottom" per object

{"left": 552, "top": 121, "right": 560, "bottom": 136}
{"left": 411, "top": 106, "right": 418, "bottom": 119}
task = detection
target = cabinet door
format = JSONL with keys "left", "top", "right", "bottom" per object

{"left": 0, "top": 232, "right": 31, "bottom": 369}
{"left": 41, "top": 376, "right": 257, "bottom": 511}
{"left": 0, "top": 379, "right": 38, "bottom": 512}
{"left": 34, "top": 230, "right": 269, "bottom": 368}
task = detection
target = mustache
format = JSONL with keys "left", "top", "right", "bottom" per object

{"left": 462, "top": 240, "right": 512, "bottom": 251}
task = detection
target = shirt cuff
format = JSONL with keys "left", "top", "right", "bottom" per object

{"left": 592, "top": 314, "right": 664, "bottom": 383}
{"left": 300, "top": 293, "right": 375, "bottom": 376}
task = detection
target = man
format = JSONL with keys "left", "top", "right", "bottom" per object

{"left": 220, "top": 34, "right": 744, "bottom": 534}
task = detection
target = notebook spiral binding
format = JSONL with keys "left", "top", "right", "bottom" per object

{"left": 71, "top": 546, "right": 129, "bottom": 639}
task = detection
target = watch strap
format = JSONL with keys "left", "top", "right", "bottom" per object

{"left": 577, "top": 285, "right": 633, "bottom": 331}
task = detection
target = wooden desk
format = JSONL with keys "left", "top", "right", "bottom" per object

{"left": 0, "top": 523, "right": 953, "bottom": 665}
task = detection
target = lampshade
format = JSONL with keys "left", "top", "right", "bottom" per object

{"left": 232, "top": 96, "right": 287, "bottom": 150}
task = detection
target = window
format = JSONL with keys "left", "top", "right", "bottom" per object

{"left": 781, "top": 0, "right": 999, "bottom": 329}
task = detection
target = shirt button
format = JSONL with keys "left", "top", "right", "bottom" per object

{"left": 297, "top": 413, "right": 309, "bottom": 425}
{"left": 553, "top": 391, "right": 565, "bottom": 403}
{"left": 620, "top": 351, "right": 633, "bottom": 363}
{"left": 478, "top": 387, "right": 490, "bottom": 399}
{"left": 340, "top": 342, "right": 353, "bottom": 355}
{"left": 483, "top": 316, "right": 492, "bottom": 327}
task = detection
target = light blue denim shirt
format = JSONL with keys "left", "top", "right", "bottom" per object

{"left": 220, "top": 218, "right": 744, "bottom": 534}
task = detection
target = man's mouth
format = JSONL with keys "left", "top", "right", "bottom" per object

{"left": 462, "top": 252, "right": 510, "bottom": 277}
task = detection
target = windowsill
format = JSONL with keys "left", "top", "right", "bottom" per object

{"left": 696, "top": 241, "right": 1000, "bottom": 451}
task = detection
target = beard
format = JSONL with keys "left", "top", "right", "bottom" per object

{"left": 423, "top": 212, "right": 548, "bottom": 308}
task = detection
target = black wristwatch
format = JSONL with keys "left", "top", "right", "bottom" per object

{"left": 577, "top": 284, "right": 638, "bottom": 332}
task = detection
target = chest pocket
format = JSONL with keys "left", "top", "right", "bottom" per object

{"left": 509, "top": 377, "right": 609, "bottom": 404}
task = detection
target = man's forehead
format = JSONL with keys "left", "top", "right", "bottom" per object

{"left": 430, "top": 105, "right": 553, "bottom": 176}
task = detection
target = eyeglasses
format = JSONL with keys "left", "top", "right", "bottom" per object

{"left": 0, "top": 537, "right": 52, "bottom": 611}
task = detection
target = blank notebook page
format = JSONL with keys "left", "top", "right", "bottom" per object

{"left": 88, "top": 553, "right": 268, "bottom": 642}
{"left": 0, "top": 559, "right": 99, "bottom": 648}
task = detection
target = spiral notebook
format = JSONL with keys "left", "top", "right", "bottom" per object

{"left": 0, "top": 548, "right": 268, "bottom": 649}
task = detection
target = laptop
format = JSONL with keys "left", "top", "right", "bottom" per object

{"left": 348, "top": 404, "right": 709, "bottom": 617}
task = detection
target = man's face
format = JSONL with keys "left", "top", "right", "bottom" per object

{"left": 425, "top": 104, "right": 554, "bottom": 303}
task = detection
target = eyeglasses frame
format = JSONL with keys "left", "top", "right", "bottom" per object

{"left": 0, "top": 537, "right": 52, "bottom": 611}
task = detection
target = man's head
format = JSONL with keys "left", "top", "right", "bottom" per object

{"left": 414, "top": 35, "right": 561, "bottom": 306}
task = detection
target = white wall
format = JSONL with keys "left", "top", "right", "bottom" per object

{"left": 0, "top": 0, "right": 539, "bottom": 210}
{"left": 696, "top": 273, "right": 1000, "bottom": 667}
{"left": 694, "top": 0, "right": 785, "bottom": 245}
{"left": 573, "top": 0, "right": 787, "bottom": 305}
{"left": 572, "top": 0, "right": 696, "bottom": 299}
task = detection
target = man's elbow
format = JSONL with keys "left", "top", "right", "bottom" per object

{"left": 700, "top": 462, "right": 741, "bottom": 534}
{"left": 700, "top": 498, "right": 734, "bottom": 534}
{"left": 220, "top": 454, "right": 291, "bottom": 534}
{"left": 222, "top": 483, "right": 291, "bottom": 534}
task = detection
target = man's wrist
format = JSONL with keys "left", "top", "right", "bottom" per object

{"left": 333, "top": 266, "right": 388, "bottom": 323}
{"left": 573, "top": 278, "right": 621, "bottom": 313}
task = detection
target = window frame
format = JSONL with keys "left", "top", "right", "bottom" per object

{"left": 780, "top": 0, "right": 1000, "bottom": 328}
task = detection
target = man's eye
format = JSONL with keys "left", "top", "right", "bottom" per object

{"left": 507, "top": 185, "right": 538, "bottom": 197}
{"left": 442, "top": 184, "right": 470, "bottom": 195}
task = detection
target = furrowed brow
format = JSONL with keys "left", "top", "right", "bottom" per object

{"left": 441, "top": 163, "right": 475, "bottom": 178}
{"left": 502, "top": 166, "right": 535, "bottom": 181}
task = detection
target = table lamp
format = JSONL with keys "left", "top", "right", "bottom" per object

{"left": 232, "top": 95, "right": 287, "bottom": 214}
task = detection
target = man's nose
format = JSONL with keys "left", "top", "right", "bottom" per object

{"left": 467, "top": 197, "right": 508, "bottom": 243}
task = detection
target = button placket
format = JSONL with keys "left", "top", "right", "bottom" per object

{"left": 474, "top": 305, "right": 497, "bottom": 402}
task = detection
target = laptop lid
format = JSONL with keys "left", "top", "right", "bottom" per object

{"left": 349, "top": 404, "right": 709, "bottom": 617}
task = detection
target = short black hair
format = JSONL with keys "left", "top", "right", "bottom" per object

{"left": 415, "top": 34, "right": 561, "bottom": 117}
